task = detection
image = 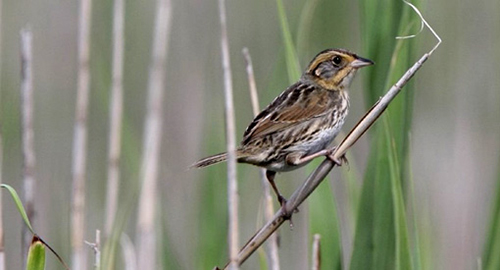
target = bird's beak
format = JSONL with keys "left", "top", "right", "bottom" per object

{"left": 350, "top": 56, "right": 374, "bottom": 68}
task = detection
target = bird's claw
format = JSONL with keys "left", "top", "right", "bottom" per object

{"left": 278, "top": 196, "right": 298, "bottom": 228}
{"left": 278, "top": 196, "right": 291, "bottom": 218}
{"left": 327, "top": 147, "right": 348, "bottom": 167}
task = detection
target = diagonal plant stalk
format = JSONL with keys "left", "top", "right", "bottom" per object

{"left": 217, "top": 3, "right": 441, "bottom": 267}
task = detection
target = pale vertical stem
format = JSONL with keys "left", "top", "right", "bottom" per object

{"left": 0, "top": 0, "right": 3, "bottom": 267}
{"left": 0, "top": 132, "right": 3, "bottom": 270}
{"left": 104, "top": 0, "right": 125, "bottom": 237}
{"left": 0, "top": 131, "right": 3, "bottom": 270}
{"left": 242, "top": 47, "right": 280, "bottom": 270}
{"left": 241, "top": 48, "right": 260, "bottom": 117}
{"left": 20, "top": 28, "right": 36, "bottom": 265}
{"left": 135, "top": 0, "right": 171, "bottom": 268}
{"left": 311, "top": 234, "right": 321, "bottom": 270}
{"left": 71, "top": 0, "right": 92, "bottom": 269}
{"left": 85, "top": 230, "right": 101, "bottom": 269}
{"left": 218, "top": 0, "right": 239, "bottom": 268}
{"left": 120, "top": 234, "right": 137, "bottom": 270}
{"left": 86, "top": 230, "right": 100, "bottom": 269}
{"left": 96, "top": 230, "right": 101, "bottom": 269}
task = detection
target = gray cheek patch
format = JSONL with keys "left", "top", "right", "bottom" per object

{"left": 314, "top": 62, "right": 336, "bottom": 79}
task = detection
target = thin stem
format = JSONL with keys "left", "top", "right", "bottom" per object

{"left": 242, "top": 47, "right": 280, "bottom": 270}
{"left": 71, "top": 0, "right": 92, "bottom": 268}
{"left": 0, "top": 0, "right": 3, "bottom": 267}
{"left": 135, "top": 0, "right": 171, "bottom": 269}
{"left": 96, "top": 230, "right": 101, "bottom": 269}
{"left": 84, "top": 230, "right": 101, "bottom": 269}
{"left": 20, "top": 28, "right": 36, "bottom": 265}
{"left": 311, "top": 234, "right": 321, "bottom": 270}
{"left": 120, "top": 234, "right": 137, "bottom": 270}
{"left": 399, "top": 0, "right": 441, "bottom": 55}
{"left": 218, "top": 0, "right": 239, "bottom": 269}
{"left": 104, "top": 0, "right": 125, "bottom": 237}
{"left": 242, "top": 48, "right": 260, "bottom": 117}
{"left": 0, "top": 129, "right": 3, "bottom": 270}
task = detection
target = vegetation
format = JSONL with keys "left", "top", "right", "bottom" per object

{"left": 0, "top": 0, "right": 499, "bottom": 269}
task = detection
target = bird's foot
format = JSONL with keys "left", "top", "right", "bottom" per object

{"left": 327, "top": 147, "right": 349, "bottom": 167}
{"left": 278, "top": 195, "right": 299, "bottom": 229}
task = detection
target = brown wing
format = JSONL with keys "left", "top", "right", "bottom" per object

{"left": 242, "top": 81, "right": 341, "bottom": 145}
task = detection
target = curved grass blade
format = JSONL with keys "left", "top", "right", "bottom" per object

{"left": 1, "top": 184, "right": 34, "bottom": 234}
{"left": 1, "top": 184, "right": 69, "bottom": 269}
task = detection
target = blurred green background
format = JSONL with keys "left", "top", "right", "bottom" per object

{"left": 1, "top": 0, "right": 500, "bottom": 269}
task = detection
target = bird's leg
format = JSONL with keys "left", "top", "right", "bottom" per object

{"left": 286, "top": 147, "right": 348, "bottom": 167}
{"left": 265, "top": 170, "right": 292, "bottom": 220}
{"left": 266, "top": 170, "right": 286, "bottom": 205}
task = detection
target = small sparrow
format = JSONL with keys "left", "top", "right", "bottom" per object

{"left": 192, "top": 48, "right": 373, "bottom": 215}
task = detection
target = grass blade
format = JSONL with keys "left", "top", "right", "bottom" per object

{"left": 275, "top": 0, "right": 300, "bottom": 82}
{"left": 309, "top": 181, "right": 342, "bottom": 270}
{"left": 26, "top": 236, "right": 45, "bottom": 270}
{"left": 350, "top": 1, "right": 422, "bottom": 269}
{"left": 1, "top": 184, "right": 34, "bottom": 233}
{"left": 483, "top": 157, "right": 500, "bottom": 270}
{"left": 385, "top": 119, "right": 412, "bottom": 269}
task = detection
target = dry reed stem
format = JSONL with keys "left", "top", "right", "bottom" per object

{"left": 120, "top": 234, "right": 137, "bottom": 270}
{"left": 104, "top": 0, "right": 125, "bottom": 237}
{"left": 84, "top": 230, "right": 100, "bottom": 269}
{"left": 135, "top": 0, "right": 171, "bottom": 268}
{"left": 311, "top": 234, "right": 321, "bottom": 270}
{"left": 20, "top": 28, "right": 36, "bottom": 265}
{"left": 219, "top": 4, "right": 441, "bottom": 267}
{"left": 71, "top": 0, "right": 92, "bottom": 269}
{"left": 242, "top": 47, "right": 280, "bottom": 270}
{"left": 218, "top": 0, "right": 239, "bottom": 268}
{"left": 0, "top": 128, "right": 3, "bottom": 270}
{"left": 0, "top": 0, "right": 3, "bottom": 266}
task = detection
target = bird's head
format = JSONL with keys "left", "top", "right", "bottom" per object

{"left": 304, "top": 48, "right": 373, "bottom": 90}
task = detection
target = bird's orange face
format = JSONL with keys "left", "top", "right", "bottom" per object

{"left": 305, "top": 49, "right": 373, "bottom": 90}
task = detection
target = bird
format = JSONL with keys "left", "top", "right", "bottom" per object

{"left": 192, "top": 48, "right": 373, "bottom": 216}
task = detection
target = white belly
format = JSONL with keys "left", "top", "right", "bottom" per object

{"left": 264, "top": 124, "right": 343, "bottom": 172}
{"left": 288, "top": 119, "right": 344, "bottom": 155}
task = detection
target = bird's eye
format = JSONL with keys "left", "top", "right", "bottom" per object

{"left": 332, "top": 56, "right": 342, "bottom": 65}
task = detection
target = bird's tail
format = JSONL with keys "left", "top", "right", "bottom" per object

{"left": 190, "top": 152, "right": 228, "bottom": 168}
